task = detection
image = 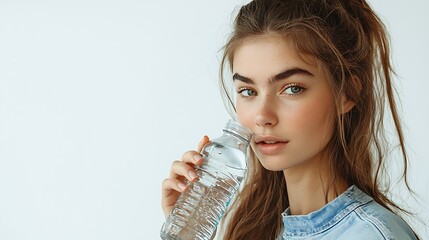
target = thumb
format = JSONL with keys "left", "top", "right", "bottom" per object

{"left": 197, "top": 135, "right": 210, "bottom": 152}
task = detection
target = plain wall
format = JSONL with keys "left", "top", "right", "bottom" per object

{"left": 0, "top": 0, "right": 428, "bottom": 239}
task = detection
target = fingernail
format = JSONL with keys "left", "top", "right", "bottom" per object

{"left": 178, "top": 182, "right": 187, "bottom": 191}
{"left": 193, "top": 154, "right": 202, "bottom": 163}
{"left": 188, "top": 171, "right": 198, "bottom": 181}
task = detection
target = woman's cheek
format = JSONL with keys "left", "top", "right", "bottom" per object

{"left": 236, "top": 102, "right": 255, "bottom": 130}
{"left": 293, "top": 100, "right": 335, "bottom": 142}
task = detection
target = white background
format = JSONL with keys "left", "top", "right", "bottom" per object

{"left": 0, "top": 1, "right": 428, "bottom": 239}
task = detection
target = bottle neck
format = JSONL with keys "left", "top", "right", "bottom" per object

{"left": 224, "top": 119, "right": 252, "bottom": 141}
{"left": 223, "top": 129, "right": 250, "bottom": 146}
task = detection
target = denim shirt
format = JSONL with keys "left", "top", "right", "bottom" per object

{"left": 281, "top": 185, "right": 417, "bottom": 240}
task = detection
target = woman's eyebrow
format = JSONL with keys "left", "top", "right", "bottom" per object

{"left": 272, "top": 68, "right": 313, "bottom": 82}
{"left": 233, "top": 67, "right": 313, "bottom": 84}
{"left": 232, "top": 73, "right": 254, "bottom": 84}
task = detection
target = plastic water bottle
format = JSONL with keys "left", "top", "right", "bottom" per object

{"left": 160, "top": 119, "right": 252, "bottom": 240}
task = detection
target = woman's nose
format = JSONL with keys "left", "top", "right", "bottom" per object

{"left": 255, "top": 97, "right": 278, "bottom": 127}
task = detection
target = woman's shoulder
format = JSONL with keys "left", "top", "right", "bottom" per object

{"left": 349, "top": 199, "right": 417, "bottom": 240}
{"left": 280, "top": 186, "right": 417, "bottom": 240}
{"left": 311, "top": 189, "right": 417, "bottom": 240}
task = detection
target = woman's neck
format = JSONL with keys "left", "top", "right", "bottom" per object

{"left": 283, "top": 156, "right": 348, "bottom": 216}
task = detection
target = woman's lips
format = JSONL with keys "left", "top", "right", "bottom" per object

{"left": 255, "top": 141, "right": 289, "bottom": 155}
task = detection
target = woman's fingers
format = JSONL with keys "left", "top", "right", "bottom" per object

{"left": 162, "top": 177, "right": 187, "bottom": 197}
{"left": 169, "top": 158, "right": 199, "bottom": 181}
{"left": 161, "top": 135, "right": 210, "bottom": 218}
{"left": 162, "top": 158, "right": 199, "bottom": 217}
{"left": 170, "top": 135, "right": 210, "bottom": 182}
{"left": 162, "top": 178, "right": 186, "bottom": 217}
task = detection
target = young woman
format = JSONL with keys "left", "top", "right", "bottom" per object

{"left": 162, "top": 0, "right": 419, "bottom": 239}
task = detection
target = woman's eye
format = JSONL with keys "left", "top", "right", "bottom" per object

{"left": 238, "top": 88, "right": 257, "bottom": 97}
{"left": 284, "top": 85, "right": 304, "bottom": 95}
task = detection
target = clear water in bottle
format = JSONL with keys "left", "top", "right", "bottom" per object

{"left": 160, "top": 120, "right": 252, "bottom": 240}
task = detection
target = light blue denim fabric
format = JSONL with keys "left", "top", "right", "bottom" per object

{"left": 281, "top": 185, "right": 417, "bottom": 240}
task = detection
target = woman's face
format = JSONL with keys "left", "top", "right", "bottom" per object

{"left": 233, "top": 35, "right": 335, "bottom": 171}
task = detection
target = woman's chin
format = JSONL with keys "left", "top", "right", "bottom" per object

{"left": 258, "top": 160, "right": 288, "bottom": 172}
{"left": 257, "top": 155, "right": 298, "bottom": 172}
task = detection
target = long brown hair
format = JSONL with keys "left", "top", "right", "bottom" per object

{"left": 218, "top": 0, "right": 418, "bottom": 239}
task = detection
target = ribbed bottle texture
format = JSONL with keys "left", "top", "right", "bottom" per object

{"left": 160, "top": 120, "right": 252, "bottom": 240}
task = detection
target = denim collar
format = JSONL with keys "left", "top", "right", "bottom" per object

{"left": 281, "top": 185, "right": 373, "bottom": 237}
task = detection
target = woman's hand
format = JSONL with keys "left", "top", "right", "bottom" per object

{"left": 161, "top": 135, "right": 210, "bottom": 218}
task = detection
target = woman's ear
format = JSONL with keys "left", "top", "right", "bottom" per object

{"left": 341, "top": 96, "right": 355, "bottom": 114}
{"left": 341, "top": 76, "right": 362, "bottom": 114}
